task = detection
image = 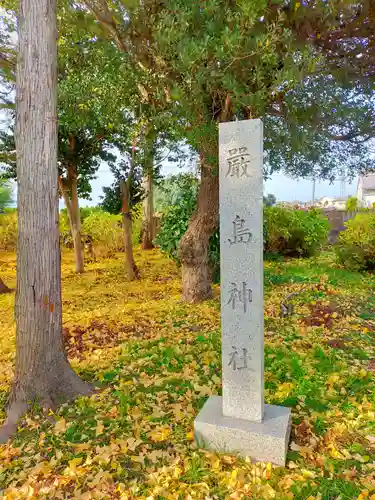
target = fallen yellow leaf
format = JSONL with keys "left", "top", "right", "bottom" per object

{"left": 68, "top": 457, "right": 83, "bottom": 474}
{"left": 148, "top": 426, "right": 171, "bottom": 442}
{"left": 126, "top": 437, "right": 142, "bottom": 451}
{"left": 96, "top": 421, "right": 105, "bottom": 436}
{"left": 186, "top": 430, "right": 194, "bottom": 441}
{"left": 54, "top": 418, "right": 66, "bottom": 433}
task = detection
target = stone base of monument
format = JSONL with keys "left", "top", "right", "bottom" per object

{"left": 194, "top": 396, "right": 291, "bottom": 466}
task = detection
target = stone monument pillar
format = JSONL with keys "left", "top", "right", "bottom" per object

{"left": 194, "top": 119, "right": 291, "bottom": 466}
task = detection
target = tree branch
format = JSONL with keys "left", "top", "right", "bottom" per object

{"left": 153, "top": 148, "right": 172, "bottom": 168}
{"left": 83, "top": 0, "right": 130, "bottom": 53}
{"left": 329, "top": 130, "right": 373, "bottom": 141}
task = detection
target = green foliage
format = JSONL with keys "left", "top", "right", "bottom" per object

{"left": 100, "top": 184, "right": 123, "bottom": 215}
{"left": 346, "top": 196, "right": 358, "bottom": 211}
{"left": 0, "top": 180, "right": 12, "bottom": 210}
{"left": 264, "top": 76, "right": 375, "bottom": 181}
{"left": 155, "top": 192, "right": 220, "bottom": 280}
{"left": 154, "top": 173, "right": 198, "bottom": 213}
{"left": 263, "top": 193, "right": 276, "bottom": 207}
{"left": 82, "top": 210, "right": 123, "bottom": 257}
{"left": 59, "top": 210, "right": 72, "bottom": 248}
{"left": 58, "top": 131, "right": 118, "bottom": 200}
{"left": 0, "top": 209, "right": 17, "bottom": 250}
{"left": 154, "top": 201, "right": 196, "bottom": 263}
{"left": 154, "top": 173, "right": 198, "bottom": 260}
{"left": 86, "top": 0, "right": 375, "bottom": 180}
{"left": 59, "top": 206, "right": 104, "bottom": 247}
{"left": 264, "top": 207, "right": 329, "bottom": 258}
{"left": 157, "top": 200, "right": 329, "bottom": 273}
{"left": 0, "top": 5, "right": 134, "bottom": 201}
{"left": 60, "top": 204, "right": 143, "bottom": 254}
{"left": 100, "top": 160, "right": 144, "bottom": 215}
{"left": 154, "top": 171, "right": 224, "bottom": 278}
{"left": 148, "top": 0, "right": 316, "bottom": 163}
{"left": 336, "top": 211, "right": 375, "bottom": 271}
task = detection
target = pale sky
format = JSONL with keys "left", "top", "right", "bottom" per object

{"left": 84, "top": 160, "right": 356, "bottom": 208}
{"left": 2, "top": 143, "right": 357, "bottom": 209}
{"left": 0, "top": 107, "right": 357, "bottom": 208}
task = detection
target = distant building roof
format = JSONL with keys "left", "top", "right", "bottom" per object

{"left": 318, "top": 196, "right": 349, "bottom": 203}
{"left": 333, "top": 196, "right": 350, "bottom": 202}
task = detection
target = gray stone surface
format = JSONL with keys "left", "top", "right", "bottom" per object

{"left": 219, "top": 119, "right": 264, "bottom": 422}
{"left": 194, "top": 396, "right": 291, "bottom": 466}
{"left": 194, "top": 119, "right": 292, "bottom": 465}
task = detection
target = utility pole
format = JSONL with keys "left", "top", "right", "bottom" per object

{"left": 340, "top": 169, "right": 346, "bottom": 197}
{"left": 312, "top": 176, "right": 316, "bottom": 205}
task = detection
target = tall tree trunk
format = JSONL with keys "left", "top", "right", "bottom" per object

{"left": 0, "top": 276, "right": 11, "bottom": 294}
{"left": 120, "top": 180, "right": 139, "bottom": 280}
{"left": 58, "top": 170, "right": 84, "bottom": 273}
{"left": 0, "top": 0, "right": 92, "bottom": 443}
{"left": 141, "top": 171, "right": 154, "bottom": 250}
{"left": 179, "top": 157, "right": 219, "bottom": 302}
{"left": 70, "top": 174, "right": 84, "bottom": 273}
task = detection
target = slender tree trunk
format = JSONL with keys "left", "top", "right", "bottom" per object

{"left": 0, "top": 276, "right": 11, "bottom": 294}
{"left": 179, "top": 157, "right": 219, "bottom": 302}
{"left": 0, "top": 0, "right": 92, "bottom": 443}
{"left": 58, "top": 172, "right": 84, "bottom": 274}
{"left": 70, "top": 176, "right": 84, "bottom": 273}
{"left": 142, "top": 171, "right": 154, "bottom": 250}
{"left": 120, "top": 180, "right": 139, "bottom": 280}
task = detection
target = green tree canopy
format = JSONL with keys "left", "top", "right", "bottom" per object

{"left": 154, "top": 173, "right": 199, "bottom": 213}
{"left": 263, "top": 193, "right": 276, "bottom": 207}
{"left": 100, "top": 152, "right": 144, "bottom": 215}
{"left": 80, "top": 0, "right": 375, "bottom": 301}
{"left": 82, "top": 0, "right": 375, "bottom": 178}
{"left": 0, "top": 3, "right": 134, "bottom": 198}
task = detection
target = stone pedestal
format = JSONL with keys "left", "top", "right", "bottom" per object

{"left": 194, "top": 119, "right": 291, "bottom": 466}
{"left": 195, "top": 396, "right": 291, "bottom": 466}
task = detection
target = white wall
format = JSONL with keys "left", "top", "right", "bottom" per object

{"left": 364, "top": 192, "right": 375, "bottom": 208}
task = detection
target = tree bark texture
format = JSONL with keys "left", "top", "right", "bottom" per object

{"left": 0, "top": 276, "right": 12, "bottom": 294}
{"left": 120, "top": 180, "right": 139, "bottom": 280}
{"left": 179, "top": 159, "right": 219, "bottom": 302}
{"left": 1, "top": 0, "right": 92, "bottom": 443}
{"left": 179, "top": 99, "right": 231, "bottom": 303}
{"left": 141, "top": 172, "right": 154, "bottom": 250}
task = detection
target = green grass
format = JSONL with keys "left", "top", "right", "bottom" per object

{"left": 0, "top": 248, "right": 374, "bottom": 498}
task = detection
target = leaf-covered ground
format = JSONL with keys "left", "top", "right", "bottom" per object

{"left": 0, "top": 249, "right": 375, "bottom": 499}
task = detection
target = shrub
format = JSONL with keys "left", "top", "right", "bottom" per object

{"left": 60, "top": 204, "right": 142, "bottom": 258}
{"left": 346, "top": 196, "right": 358, "bottom": 212}
{"left": 154, "top": 174, "right": 221, "bottom": 277}
{"left": 335, "top": 211, "right": 375, "bottom": 271}
{"left": 59, "top": 207, "right": 103, "bottom": 248}
{"left": 0, "top": 209, "right": 17, "bottom": 251}
{"left": 156, "top": 199, "right": 329, "bottom": 282}
{"left": 82, "top": 210, "right": 123, "bottom": 258}
{"left": 154, "top": 202, "right": 194, "bottom": 262}
{"left": 154, "top": 174, "right": 198, "bottom": 260}
{"left": 264, "top": 206, "right": 329, "bottom": 258}
{"left": 0, "top": 180, "right": 13, "bottom": 210}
